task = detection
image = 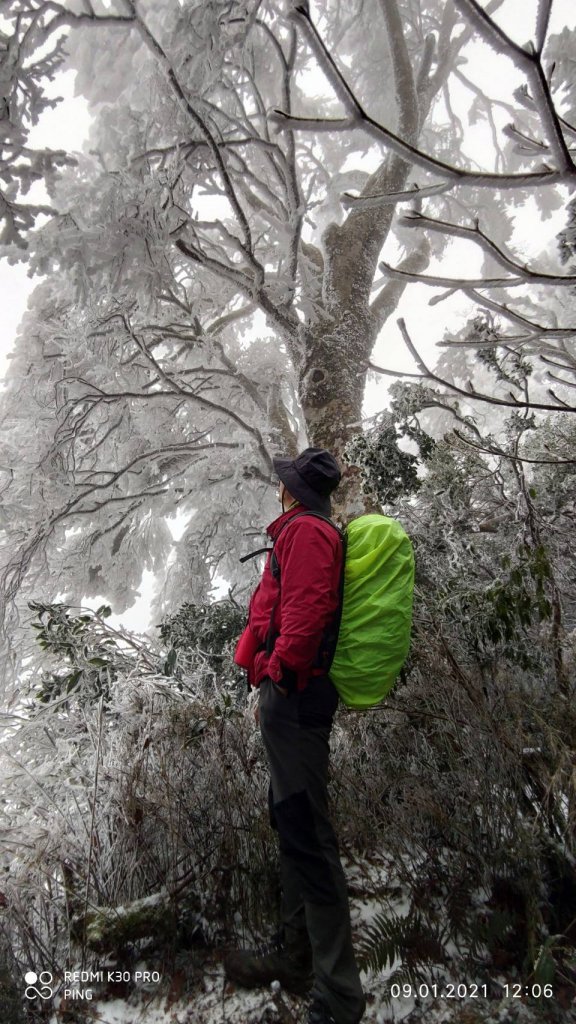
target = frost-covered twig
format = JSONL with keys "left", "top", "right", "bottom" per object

{"left": 453, "top": 0, "right": 574, "bottom": 172}
{"left": 452, "top": 428, "right": 576, "bottom": 465}
{"left": 270, "top": 107, "right": 575, "bottom": 189}
{"left": 398, "top": 211, "right": 576, "bottom": 286}
{"left": 341, "top": 181, "right": 452, "bottom": 210}
{"left": 368, "top": 319, "right": 576, "bottom": 414}
{"left": 378, "top": 259, "right": 575, "bottom": 290}
{"left": 273, "top": 1, "right": 576, "bottom": 192}
{"left": 460, "top": 289, "right": 576, "bottom": 345}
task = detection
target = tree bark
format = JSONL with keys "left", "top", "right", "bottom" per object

{"left": 291, "top": 0, "right": 426, "bottom": 515}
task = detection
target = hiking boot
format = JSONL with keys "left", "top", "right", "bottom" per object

{"left": 307, "top": 1000, "right": 336, "bottom": 1024}
{"left": 224, "top": 934, "right": 313, "bottom": 995}
{"left": 307, "top": 995, "right": 367, "bottom": 1024}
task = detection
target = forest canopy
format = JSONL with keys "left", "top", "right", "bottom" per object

{"left": 0, "top": 0, "right": 575, "bottom": 652}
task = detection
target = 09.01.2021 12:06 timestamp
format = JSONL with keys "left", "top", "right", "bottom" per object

{"left": 389, "top": 982, "right": 554, "bottom": 1000}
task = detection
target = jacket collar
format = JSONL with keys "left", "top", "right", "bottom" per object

{"left": 267, "top": 503, "right": 308, "bottom": 540}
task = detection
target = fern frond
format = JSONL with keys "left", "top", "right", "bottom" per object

{"left": 358, "top": 908, "right": 445, "bottom": 976}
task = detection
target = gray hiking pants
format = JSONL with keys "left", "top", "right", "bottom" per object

{"left": 259, "top": 676, "right": 365, "bottom": 1024}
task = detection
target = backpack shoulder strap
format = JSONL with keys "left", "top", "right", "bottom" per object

{"left": 239, "top": 545, "right": 272, "bottom": 564}
{"left": 266, "top": 511, "right": 347, "bottom": 667}
{"left": 270, "top": 511, "right": 343, "bottom": 578}
{"left": 238, "top": 513, "right": 342, "bottom": 566}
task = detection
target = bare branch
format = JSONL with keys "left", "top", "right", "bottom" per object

{"left": 124, "top": 0, "right": 264, "bottom": 278}
{"left": 273, "top": 2, "right": 576, "bottom": 191}
{"left": 380, "top": 260, "right": 524, "bottom": 290}
{"left": 370, "top": 239, "right": 431, "bottom": 328}
{"left": 545, "top": 371, "right": 576, "bottom": 390}
{"left": 399, "top": 211, "right": 576, "bottom": 286}
{"left": 286, "top": 4, "right": 364, "bottom": 120}
{"left": 254, "top": 18, "right": 301, "bottom": 292}
{"left": 453, "top": 0, "right": 575, "bottom": 172}
{"left": 461, "top": 288, "right": 576, "bottom": 344}
{"left": 207, "top": 305, "right": 255, "bottom": 335}
{"left": 368, "top": 362, "right": 424, "bottom": 381}
{"left": 377, "top": 0, "right": 419, "bottom": 144}
{"left": 119, "top": 313, "right": 275, "bottom": 472}
{"left": 451, "top": 0, "right": 529, "bottom": 62}
{"left": 380, "top": 248, "right": 576, "bottom": 289}
{"left": 174, "top": 241, "right": 297, "bottom": 339}
{"left": 452, "top": 429, "right": 576, "bottom": 465}
{"left": 271, "top": 109, "right": 574, "bottom": 190}
{"left": 535, "top": 0, "right": 553, "bottom": 54}
{"left": 341, "top": 181, "right": 452, "bottom": 210}
{"left": 36, "top": 1, "right": 135, "bottom": 38}
{"left": 393, "top": 318, "right": 576, "bottom": 413}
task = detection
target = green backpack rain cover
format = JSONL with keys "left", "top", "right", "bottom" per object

{"left": 329, "top": 514, "right": 414, "bottom": 709}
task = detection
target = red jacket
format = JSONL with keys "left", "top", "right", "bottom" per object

{"left": 234, "top": 505, "right": 342, "bottom": 691}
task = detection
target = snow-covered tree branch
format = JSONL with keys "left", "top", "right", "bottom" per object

{"left": 1, "top": 0, "right": 576, "bottom": 664}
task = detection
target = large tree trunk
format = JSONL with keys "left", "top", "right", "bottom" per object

{"left": 293, "top": 0, "right": 428, "bottom": 518}
{"left": 300, "top": 308, "right": 379, "bottom": 520}
{"left": 299, "top": 145, "right": 416, "bottom": 521}
{"left": 289, "top": 0, "right": 462, "bottom": 519}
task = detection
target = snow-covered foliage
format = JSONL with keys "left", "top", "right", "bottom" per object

{"left": 1, "top": 609, "right": 276, "bottom": 970}
{"left": 1, "top": 402, "right": 575, "bottom": 1017}
{"left": 0, "top": 4, "right": 75, "bottom": 250}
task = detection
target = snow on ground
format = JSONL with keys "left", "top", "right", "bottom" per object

{"left": 48, "top": 958, "right": 576, "bottom": 1024}
{"left": 48, "top": 854, "right": 575, "bottom": 1024}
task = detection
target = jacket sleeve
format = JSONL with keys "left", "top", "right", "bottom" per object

{"left": 266, "top": 520, "right": 340, "bottom": 683}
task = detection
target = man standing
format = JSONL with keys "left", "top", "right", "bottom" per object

{"left": 226, "top": 449, "right": 366, "bottom": 1024}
